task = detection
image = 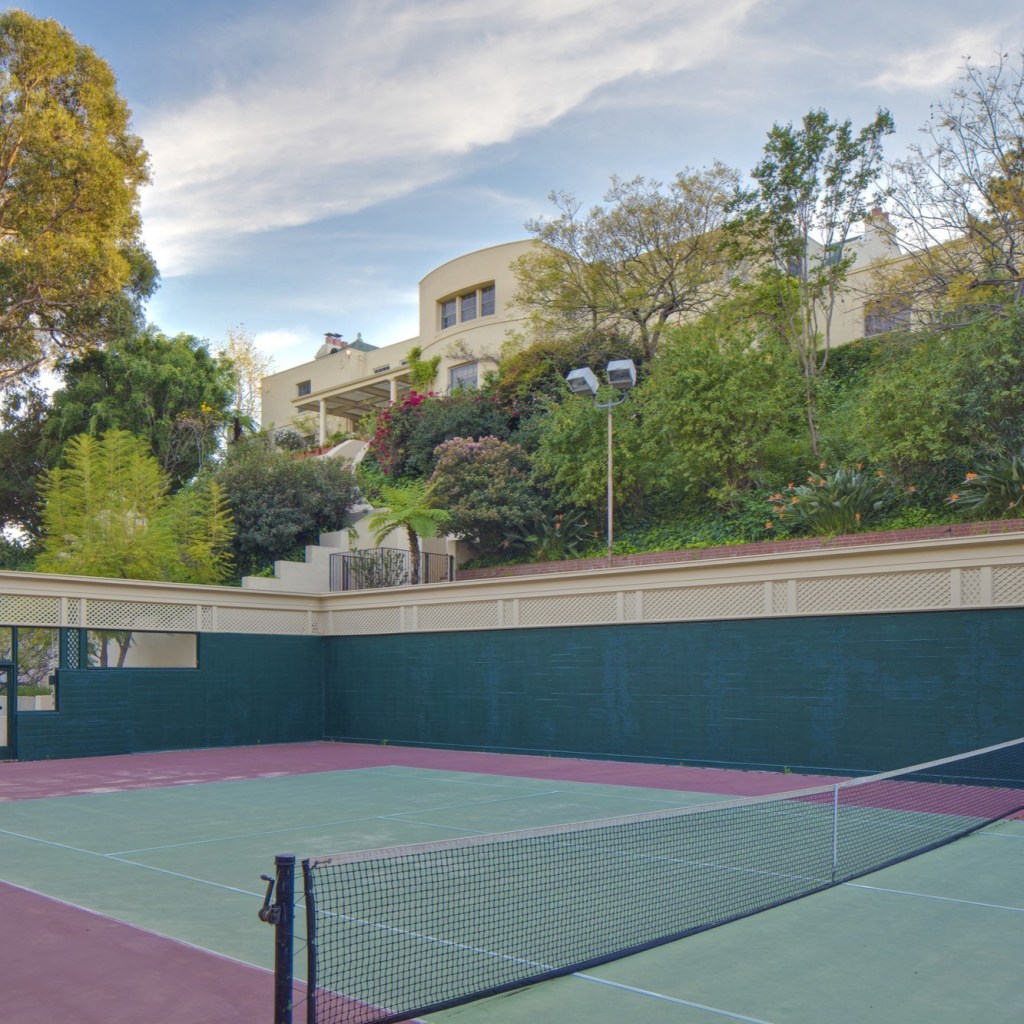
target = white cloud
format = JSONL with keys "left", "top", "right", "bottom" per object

{"left": 139, "top": 0, "right": 761, "bottom": 276}
{"left": 253, "top": 328, "right": 306, "bottom": 367}
{"left": 869, "top": 30, "right": 1007, "bottom": 92}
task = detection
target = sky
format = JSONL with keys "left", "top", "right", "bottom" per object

{"left": 17, "top": 1, "right": 1024, "bottom": 372}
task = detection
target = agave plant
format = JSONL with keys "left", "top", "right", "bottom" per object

{"left": 946, "top": 448, "right": 1024, "bottom": 517}
{"left": 502, "top": 508, "right": 594, "bottom": 562}
{"left": 769, "top": 465, "right": 894, "bottom": 537}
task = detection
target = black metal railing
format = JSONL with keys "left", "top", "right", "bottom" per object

{"left": 330, "top": 548, "right": 454, "bottom": 591}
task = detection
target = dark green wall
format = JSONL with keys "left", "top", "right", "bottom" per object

{"left": 13, "top": 609, "right": 1024, "bottom": 770}
{"left": 15, "top": 632, "right": 324, "bottom": 761}
{"left": 324, "top": 609, "right": 1024, "bottom": 774}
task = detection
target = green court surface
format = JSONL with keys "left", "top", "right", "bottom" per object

{"left": 2, "top": 764, "right": 1021, "bottom": 1023}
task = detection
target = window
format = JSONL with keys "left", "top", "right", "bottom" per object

{"left": 449, "top": 362, "right": 478, "bottom": 390}
{"left": 297, "top": 380, "right": 312, "bottom": 397}
{"left": 439, "top": 284, "right": 495, "bottom": 330}
{"left": 864, "top": 300, "right": 911, "bottom": 337}
{"left": 86, "top": 630, "right": 198, "bottom": 669}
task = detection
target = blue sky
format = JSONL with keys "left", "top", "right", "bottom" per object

{"left": 18, "top": 1, "right": 1024, "bottom": 371}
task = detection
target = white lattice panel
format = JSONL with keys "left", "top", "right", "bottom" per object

{"left": 517, "top": 592, "right": 618, "bottom": 627}
{"left": 960, "top": 568, "right": 983, "bottom": 606}
{"left": 66, "top": 598, "right": 82, "bottom": 626}
{"left": 644, "top": 583, "right": 764, "bottom": 622}
{"left": 309, "top": 611, "right": 329, "bottom": 635}
{"left": 623, "top": 591, "right": 638, "bottom": 621}
{"left": 798, "top": 571, "right": 950, "bottom": 613}
{"left": 199, "top": 605, "right": 215, "bottom": 631}
{"left": 330, "top": 606, "right": 403, "bottom": 635}
{"left": 0, "top": 595, "right": 60, "bottom": 626}
{"left": 86, "top": 599, "right": 196, "bottom": 631}
{"left": 771, "top": 581, "right": 791, "bottom": 615}
{"left": 993, "top": 565, "right": 1024, "bottom": 605}
{"left": 216, "top": 607, "right": 309, "bottom": 635}
{"left": 417, "top": 601, "right": 500, "bottom": 633}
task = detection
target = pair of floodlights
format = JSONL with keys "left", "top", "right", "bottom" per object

{"left": 565, "top": 359, "right": 637, "bottom": 398}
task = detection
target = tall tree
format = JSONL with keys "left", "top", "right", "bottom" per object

{"left": 513, "top": 165, "right": 739, "bottom": 359}
{"left": 0, "top": 11, "right": 156, "bottom": 389}
{"left": 218, "top": 325, "right": 273, "bottom": 433}
{"left": 728, "top": 108, "right": 894, "bottom": 455}
{"left": 45, "top": 327, "right": 236, "bottom": 489}
{"left": 883, "top": 51, "right": 1024, "bottom": 319}
{"left": 0, "top": 378, "right": 48, "bottom": 536}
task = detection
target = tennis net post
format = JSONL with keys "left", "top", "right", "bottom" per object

{"left": 259, "top": 853, "right": 296, "bottom": 1024}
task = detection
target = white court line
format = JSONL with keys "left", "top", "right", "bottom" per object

{"left": 0, "top": 826, "right": 268, "bottom": 899}
{"left": 843, "top": 882, "right": 1024, "bottom": 913}
{"left": 0, "top": 877, "right": 276, "bottom": 975}
{"left": 574, "top": 974, "right": 775, "bottom": 1024}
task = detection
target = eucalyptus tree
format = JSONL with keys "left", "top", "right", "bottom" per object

{"left": 0, "top": 11, "right": 155, "bottom": 389}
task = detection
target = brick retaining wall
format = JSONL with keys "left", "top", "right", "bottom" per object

{"left": 456, "top": 519, "right": 1024, "bottom": 581}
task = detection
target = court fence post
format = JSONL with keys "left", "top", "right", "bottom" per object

{"left": 259, "top": 853, "right": 296, "bottom": 1024}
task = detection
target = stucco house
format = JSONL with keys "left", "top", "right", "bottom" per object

{"left": 260, "top": 214, "right": 906, "bottom": 444}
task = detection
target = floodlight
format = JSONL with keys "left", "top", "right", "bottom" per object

{"left": 606, "top": 359, "right": 637, "bottom": 391}
{"left": 566, "top": 366, "right": 599, "bottom": 396}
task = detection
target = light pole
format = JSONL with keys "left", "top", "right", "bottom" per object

{"left": 565, "top": 359, "right": 637, "bottom": 562}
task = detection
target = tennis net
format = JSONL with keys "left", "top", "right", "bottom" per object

{"left": 293, "top": 737, "right": 1024, "bottom": 1024}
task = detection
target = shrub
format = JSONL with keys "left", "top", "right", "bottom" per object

{"left": 768, "top": 466, "right": 897, "bottom": 536}
{"left": 430, "top": 436, "right": 543, "bottom": 554}
{"left": 946, "top": 448, "right": 1024, "bottom": 518}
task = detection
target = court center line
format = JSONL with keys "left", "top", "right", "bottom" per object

{"left": 573, "top": 974, "right": 775, "bottom": 1024}
{"left": 843, "top": 881, "right": 1024, "bottom": 913}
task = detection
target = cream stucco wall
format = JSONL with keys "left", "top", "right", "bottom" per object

{"left": 260, "top": 240, "right": 534, "bottom": 440}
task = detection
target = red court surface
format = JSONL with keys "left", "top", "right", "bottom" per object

{"left": 0, "top": 739, "right": 841, "bottom": 802}
{"left": 0, "top": 742, "right": 840, "bottom": 1024}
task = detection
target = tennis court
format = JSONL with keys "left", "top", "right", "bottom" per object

{"left": 2, "top": 741, "right": 1022, "bottom": 1024}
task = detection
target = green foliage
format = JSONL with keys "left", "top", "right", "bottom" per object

{"left": 37, "top": 430, "right": 174, "bottom": 579}
{"left": 528, "top": 390, "right": 644, "bottom": 520}
{"left": 502, "top": 508, "right": 596, "bottom": 562}
{"left": 946, "top": 449, "right": 1024, "bottom": 518}
{"left": 0, "top": 535, "right": 35, "bottom": 570}
{"left": 0, "top": 381, "right": 49, "bottom": 536}
{"left": 491, "top": 329, "right": 645, "bottom": 412}
{"left": 367, "top": 389, "right": 517, "bottom": 479}
{"left": 367, "top": 480, "right": 451, "bottom": 584}
{"left": 0, "top": 11, "right": 156, "bottom": 389}
{"left": 516, "top": 165, "right": 741, "bottom": 358}
{"left": 163, "top": 478, "right": 235, "bottom": 585}
{"left": 851, "top": 303, "right": 1024, "bottom": 497}
{"left": 36, "top": 429, "right": 233, "bottom": 583}
{"left": 214, "top": 435, "right": 360, "bottom": 578}
{"left": 429, "top": 436, "right": 543, "bottom": 554}
{"left": 633, "top": 319, "right": 806, "bottom": 506}
{"left": 727, "top": 107, "right": 894, "bottom": 454}
{"left": 768, "top": 466, "right": 897, "bottom": 536}
{"left": 405, "top": 346, "right": 441, "bottom": 391}
{"left": 514, "top": 166, "right": 739, "bottom": 358}
{"left": 46, "top": 328, "right": 236, "bottom": 489}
